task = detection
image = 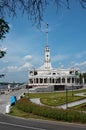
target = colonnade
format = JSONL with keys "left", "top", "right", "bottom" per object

{"left": 29, "top": 76, "right": 80, "bottom": 85}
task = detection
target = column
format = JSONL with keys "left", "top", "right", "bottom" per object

{"left": 38, "top": 78, "right": 40, "bottom": 84}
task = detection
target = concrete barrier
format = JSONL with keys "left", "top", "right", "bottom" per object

{"left": 6, "top": 104, "right": 10, "bottom": 113}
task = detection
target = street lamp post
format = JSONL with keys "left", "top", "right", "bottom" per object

{"left": 72, "top": 85, "right": 73, "bottom": 97}
{"left": 66, "top": 88, "right": 68, "bottom": 109}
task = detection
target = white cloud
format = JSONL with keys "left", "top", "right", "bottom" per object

{"left": 52, "top": 55, "right": 69, "bottom": 62}
{"left": 7, "top": 66, "right": 18, "bottom": 72}
{"left": 19, "top": 62, "right": 32, "bottom": 71}
{"left": 76, "top": 51, "right": 86, "bottom": 58}
{"left": 0, "top": 62, "right": 32, "bottom": 73}
{"left": 2, "top": 59, "right": 9, "bottom": 63}
{"left": 0, "top": 46, "right": 7, "bottom": 52}
{"left": 73, "top": 61, "right": 86, "bottom": 72}
{"left": 74, "top": 61, "right": 86, "bottom": 67}
{"left": 23, "top": 55, "right": 32, "bottom": 60}
{"left": 8, "top": 24, "right": 13, "bottom": 28}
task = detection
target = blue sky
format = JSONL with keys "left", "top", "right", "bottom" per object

{"left": 0, "top": 1, "right": 86, "bottom": 83}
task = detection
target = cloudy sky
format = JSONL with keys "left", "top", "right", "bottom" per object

{"left": 0, "top": 1, "right": 86, "bottom": 83}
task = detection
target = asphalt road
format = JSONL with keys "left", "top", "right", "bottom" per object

{"left": 0, "top": 114, "right": 86, "bottom": 130}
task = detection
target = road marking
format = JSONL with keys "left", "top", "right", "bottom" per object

{"left": 0, "top": 121, "right": 46, "bottom": 130}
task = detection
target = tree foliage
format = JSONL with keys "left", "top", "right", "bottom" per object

{"left": 79, "top": 72, "right": 86, "bottom": 84}
{"left": 0, "top": 18, "right": 9, "bottom": 40}
{"left": 83, "top": 72, "right": 86, "bottom": 83}
{"left": 0, "top": 18, "right": 9, "bottom": 58}
{"left": 0, "top": 0, "right": 86, "bottom": 41}
{"left": 0, "top": 0, "right": 86, "bottom": 27}
{"left": 0, "top": 48, "right": 6, "bottom": 58}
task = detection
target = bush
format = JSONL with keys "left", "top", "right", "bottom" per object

{"left": 15, "top": 98, "right": 86, "bottom": 123}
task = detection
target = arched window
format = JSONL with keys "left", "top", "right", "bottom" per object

{"left": 72, "top": 78, "right": 74, "bottom": 83}
{"left": 56, "top": 78, "right": 61, "bottom": 83}
{"left": 52, "top": 78, "right": 54, "bottom": 83}
{"left": 40, "top": 78, "right": 43, "bottom": 83}
{"left": 44, "top": 78, "right": 47, "bottom": 83}
{"left": 29, "top": 79, "right": 33, "bottom": 83}
{"left": 62, "top": 78, "right": 65, "bottom": 83}
{"left": 36, "top": 78, "right": 38, "bottom": 83}
{"left": 67, "top": 78, "right": 71, "bottom": 83}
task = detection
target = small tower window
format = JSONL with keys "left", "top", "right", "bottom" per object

{"left": 53, "top": 73, "right": 56, "bottom": 75}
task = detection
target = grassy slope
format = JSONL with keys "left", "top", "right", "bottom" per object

{"left": 10, "top": 89, "right": 86, "bottom": 123}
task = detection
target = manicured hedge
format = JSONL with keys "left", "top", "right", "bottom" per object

{"left": 15, "top": 98, "right": 86, "bottom": 123}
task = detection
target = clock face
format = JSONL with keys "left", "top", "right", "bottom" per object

{"left": 46, "top": 55, "right": 48, "bottom": 57}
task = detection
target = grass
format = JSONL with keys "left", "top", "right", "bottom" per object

{"left": 74, "top": 89, "right": 86, "bottom": 94}
{"left": 10, "top": 98, "right": 86, "bottom": 123}
{"left": 27, "top": 89, "right": 86, "bottom": 106}
{"left": 40, "top": 96, "right": 83, "bottom": 106}
{"left": 10, "top": 106, "right": 47, "bottom": 119}
{"left": 10, "top": 88, "right": 86, "bottom": 124}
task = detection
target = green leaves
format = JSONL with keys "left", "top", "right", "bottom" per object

{"left": 0, "top": 19, "right": 9, "bottom": 40}
{"left": 0, "top": 49, "right": 6, "bottom": 58}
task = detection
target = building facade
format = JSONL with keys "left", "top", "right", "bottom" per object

{"left": 28, "top": 24, "right": 81, "bottom": 90}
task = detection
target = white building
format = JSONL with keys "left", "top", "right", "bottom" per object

{"left": 28, "top": 24, "right": 81, "bottom": 91}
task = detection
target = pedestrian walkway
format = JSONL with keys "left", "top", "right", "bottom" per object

{"left": 0, "top": 88, "right": 28, "bottom": 114}
{"left": 30, "top": 98, "right": 44, "bottom": 106}
{"left": 74, "top": 92, "right": 86, "bottom": 97}
{"left": 58, "top": 92, "right": 86, "bottom": 109}
{"left": 30, "top": 98, "right": 86, "bottom": 109}
{"left": 58, "top": 99, "right": 86, "bottom": 109}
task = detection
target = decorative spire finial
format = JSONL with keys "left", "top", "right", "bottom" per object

{"left": 46, "top": 23, "right": 48, "bottom": 31}
{"left": 46, "top": 22, "right": 49, "bottom": 46}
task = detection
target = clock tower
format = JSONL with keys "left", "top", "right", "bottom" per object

{"left": 44, "top": 23, "right": 52, "bottom": 70}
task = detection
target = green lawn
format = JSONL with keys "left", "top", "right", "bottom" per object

{"left": 27, "top": 89, "right": 86, "bottom": 106}
{"left": 10, "top": 98, "right": 86, "bottom": 123}
{"left": 9, "top": 89, "right": 86, "bottom": 123}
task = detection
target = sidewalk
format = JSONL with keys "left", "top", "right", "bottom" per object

{"left": 0, "top": 89, "right": 28, "bottom": 114}
{"left": 58, "top": 99, "right": 86, "bottom": 109}
{"left": 30, "top": 98, "right": 86, "bottom": 109}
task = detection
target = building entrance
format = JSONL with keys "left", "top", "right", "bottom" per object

{"left": 54, "top": 85, "right": 65, "bottom": 90}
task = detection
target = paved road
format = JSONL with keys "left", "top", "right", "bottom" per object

{"left": 0, "top": 114, "right": 86, "bottom": 130}
{"left": 0, "top": 89, "right": 28, "bottom": 113}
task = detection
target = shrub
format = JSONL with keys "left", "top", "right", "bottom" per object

{"left": 15, "top": 98, "right": 86, "bottom": 123}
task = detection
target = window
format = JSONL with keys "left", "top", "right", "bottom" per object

{"left": 46, "top": 55, "right": 48, "bottom": 57}
{"left": 53, "top": 73, "right": 56, "bottom": 75}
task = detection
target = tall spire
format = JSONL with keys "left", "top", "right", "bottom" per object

{"left": 46, "top": 23, "right": 49, "bottom": 46}
{"left": 43, "top": 23, "right": 52, "bottom": 70}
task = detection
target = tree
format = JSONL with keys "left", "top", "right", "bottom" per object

{"left": 0, "top": 0, "right": 86, "bottom": 27}
{"left": 83, "top": 72, "right": 86, "bottom": 83}
{"left": 0, "top": 48, "right": 6, "bottom": 58}
{"left": 0, "top": 18, "right": 9, "bottom": 40}
{"left": 79, "top": 73, "right": 83, "bottom": 84}
{"left": 0, "top": 18, "right": 9, "bottom": 58}
{"left": 0, "top": 0, "right": 86, "bottom": 55}
{"left": 0, "top": 18, "right": 9, "bottom": 78}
